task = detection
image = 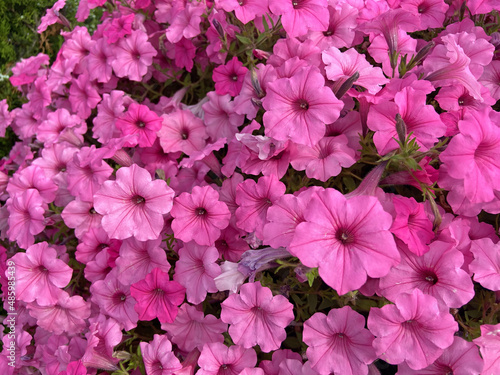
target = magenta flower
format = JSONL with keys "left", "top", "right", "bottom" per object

{"left": 165, "top": 1, "right": 205, "bottom": 43}
{"left": 202, "top": 91, "right": 244, "bottom": 142}
{"left": 130, "top": 268, "right": 185, "bottom": 324}
{"left": 221, "top": 282, "right": 294, "bottom": 352}
{"left": 289, "top": 188, "right": 400, "bottom": 295}
{"left": 473, "top": 323, "right": 500, "bottom": 374}
{"left": 69, "top": 73, "right": 101, "bottom": 120}
{"left": 263, "top": 66, "right": 343, "bottom": 147}
{"left": 303, "top": 306, "right": 376, "bottom": 375}
{"left": 112, "top": 30, "right": 157, "bottom": 82}
{"left": 94, "top": 164, "right": 175, "bottom": 241}
{"left": 115, "top": 103, "right": 162, "bottom": 148}
{"left": 400, "top": 0, "right": 448, "bottom": 29}
{"left": 139, "top": 335, "right": 182, "bottom": 375}
{"left": 397, "top": 336, "right": 483, "bottom": 374}
{"left": 480, "top": 60, "right": 500, "bottom": 100}
{"left": 379, "top": 240, "right": 475, "bottom": 308}
{"left": 269, "top": 0, "right": 329, "bottom": 38}
{"left": 218, "top": 0, "right": 270, "bottom": 24}
{"left": 368, "top": 289, "right": 458, "bottom": 370}
{"left": 171, "top": 185, "right": 231, "bottom": 246}
{"left": 213, "top": 57, "right": 248, "bottom": 97}
{"left": 390, "top": 195, "right": 434, "bottom": 256}
{"left": 11, "top": 241, "right": 73, "bottom": 305}
{"left": 161, "top": 304, "right": 228, "bottom": 352}
{"left": 197, "top": 342, "right": 257, "bottom": 375}
{"left": 173, "top": 242, "right": 221, "bottom": 304}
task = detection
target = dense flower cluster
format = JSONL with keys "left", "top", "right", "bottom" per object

{"left": 1, "top": 0, "right": 500, "bottom": 374}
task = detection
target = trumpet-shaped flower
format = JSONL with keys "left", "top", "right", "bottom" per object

{"left": 94, "top": 164, "right": 175, "bottom": 241}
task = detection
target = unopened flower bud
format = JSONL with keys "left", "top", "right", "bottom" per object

{"left": 251, "top": 97, "right": 263, "bottom": 110}
{"left": 335, "top": 71, "right": 359, "bottom": 99}
{"left": 250, "top": 69, "right": 264, "bottom": 98}
{"left": 212, "top": 19, "right": 224, "bottom": 39}
{"left": 396, "top": 113, "right": 407, "bottom": 145}
{"left": 253, "top": 49, "right": 271, "bottom": 60}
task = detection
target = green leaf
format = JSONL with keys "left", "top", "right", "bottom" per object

{"left": 236, "top": 34, "right": 252, "bottom": 45}
{"left": 306, "top": 268, "right": 318, "bottom": 287}
{"left": 262, "top": 15, "right": 269, "bottom": 32}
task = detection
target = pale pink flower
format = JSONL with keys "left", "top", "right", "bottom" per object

{"left": 263, "top": 66, "right": 343, "bottom": 147}
{"left": 470, "top": 238, "right": 500, "bottom": 291}
{"left": 197, "top": 342, "right": 257, "bottom": 375}
{"left": 61, "top": 198, "right": 102, "bottom": 239}
{"left": 7, "top": 165, "right": 58, "bottom": 204}
{"left": 7, "top": 189, "right": 47, "bottom": 249}
{"left": 158, "top": 108, "right": 208, "bottom": 155}
{"left": 173, "top": 242, "right": 221, "bottom": 304}
{"left": 165, "top": 1, "right": 205, "bottom": 43}
{"left": 303, "top": 306, "right": 376, "bottom": 375}
{"left": 10, "top": 242, "right": 73, "bottom": 305}
{"left": 112, "top": 30, "right": 157, "bottom": 82}
{"left": 130, "top": 268, "right": 185, "bottom": 323}
{"left": 398, "top": 336, "right": 483, "bottom": 374}
{"left": 81, "top": 316, "right": 121, "bottom": 371}
{"left": 69, "top": 73, "right": 101, "bottom": 120}
{"left": 94, "top": 164, "right": 175, "bottom": 241}
{"left": 400, "top": 0, "right": 448, "bottom": 29}
{"left": 379, "top": 240, "right": 475, "bottom": 308}
{"left": 221, "top": 282, "right": 294, "bottom": 352}
{"left": 473, "top": 323, "right": 500, "bottom": 374}
{"left": 38, "top": 0, "right": 67, "bottom": 33}
{"left": 92, "top": 90, "right": 127, "bottom": 144}
{"left": 480, "top": 60, "right": 500, "bottom": 100}
{"left": 171, "top": 185, "right": 231, "bottom": 246}
{"left": 235, "top": 174, "right": 286, "bottom": 239}
{"left": 368, "top": 289, "right": 457, "bottom": 370}
{"left": 87, "top": 37, "right": 115, "bottom": 83}
{"left": 202, "top": 91, "right": 244, "bottom": 142}
{"left": 115, "top": 237, "right": 171, "bottom": 286}
{"left": 161, "top": 304, "right": 228, "bottom": 352}
{"left": 103, "top": 14, "right": 134, "bottom": 44}
{"left": 218, "top": 0, "right": 269, "bottom": 24}
{"left": 27, "top": 291, "right": 91, "bottom": 335}
{"left": 140, "top": 335, "right": 182, "bottom": 375}
{"left": 289, "top": 188, "right": 400, "bottom": 295}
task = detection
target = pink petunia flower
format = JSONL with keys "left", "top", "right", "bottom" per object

{"left": 218, "top": 0, "right": 270, "bottom": 24}
{"left": 197, "top": 342, "right": 257, "bottom": 375}
{"left": 480, "top": 60, "right": 500, "bottom": 100}
{"left": 69, "top": 73, "right": 101, "bottom": 120}
{"left": 115, "top": 103, "right": 162, "bottom": 148}
{"left": 87, "top": 38, "right": 115, "bottom": 83}
{"left": 213, "top": 57, "right": 248, "bottom": 97}
{"left": 165, "top": 1, "right": 205, "bottom": 43}
{"left": 235, "top": 174, "right": 286, "bottom": 240}
{"left": 81, "top": 316, "right": 122, "bottom": 371}
{"left": 269, "top": 0, "right": 329, "bottom": 38}
{"left": 398, "top": 336, "right": 483, "bottom": 374}
{"left": 94, "top": 164, "right": 175, "bottom": 241}
{"left": 368, "top": 289, "right": 457, "bottom": 370}
{"left": 379, "top": 240, "right": 475, "bottom": 308}
{"left": 303, "top": 306, "right": 376, "bottom": 375}
{"left": 103, "top": 14, "right": 134, "bottom": 44}
{"left": 473, "top": 323, "right": 500, "bottom": 374}
{"left": 10, "top": 242, "right": 73, "bottom": 305}
{"left": 38, "top": 0, "right": 66, "bottom": 33}
{"left": 112, "top": 30, "right": 157, "bottom": 82}
{"left": 161, "top": 304, "right": 228, "bottom": 352}
{"left": 171, "top": 185, "right": 231, "bottom": 246}
{"left": 7, "top": 164, "right": 58, "bottom": 204}
{"left": 221, "top": 281, "right": 294, "bottom": 352}
{"left": 390, "top": 195, "right": 434, "bottom": 256}
{"left": 158, "top": 108, "right": 208, "bottom": 155}
{"left": 140, "top": 334, "right": 182, "bottom": 375}
{"left": 262, "top": 66, "right": 343, "bottom": 147}
{"left": 27, "top": 291, "right": 91, "bottom": 335}
{"left": 173, "top": 242, "right": 221, "bottom": 304}
{"left": 202, "top": 91, "right": 244, "bottom": 142}
{"left": 7, "top": 189, "right": 47, "bottom": 249}
{"left": 130, "top": 268, "right": 185, "bottom": 324}
{"left": 289, "top": 188, "right": 400, "bottom": 295}
{"left": 470, "top": 238, "right": 500, "bottom": 291}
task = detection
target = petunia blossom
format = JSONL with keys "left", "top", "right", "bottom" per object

{"left": 368, "top": 289, "right": 457, "bottom": 370}
{"left": 197, "top": 342, "right": 257, "bottom": 375}
{"left": 269, "top": 0, "right": 329, "bottom": 38}
{"left": 473, "top": 323, "right": 500, "bottom": 374}
{"left": 171, "top": 185, "right": 231, "bottom": 246}
{"left": 115, "top": 102, "right": 162, "bottom": 148}
{"left": 289, "top": 188, "right": 400, "bottom": 295}
{"left": 303, "top": 306, "right": 376, "bottom": 375}
{"left": 139, "top": 334, "right": 182, "bottom": 375}
{"left": 470, "top": 238, "right": 500, "bottom": 291}
{"left": 212, "top": 56, "right": 248, "bottom": 97}
{"left": 221, "top": 281, "right": 294, "bottom": 352}
{"left": 130, "top": 268, "right": 185, "bottom": 324}
{"left": 263, "top": 66, "right": 343, "bottom": 147}
{"left": 94, "top": 164, "right": 175, "bottom": 241}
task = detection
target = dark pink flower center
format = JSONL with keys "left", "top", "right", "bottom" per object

{"left": 292, "top": 0, "right": 304, "bottom": 9}
{"left": 38, "top": 266, "right": 49, "bottom": 274}
{"left": 197, "top": 207, "right": 207, "bottom": 216}
{"left": 132, "top": 195, "right": 146, "bottom": 205}
{"left": 232, "top": 75, "right": 238, "bottom": 81}
{"left": 423, "top": 270, "right": 438, "bottom": 285}
{"left": 299, "top": 101, "right": 309, "bottom": 110}
{"left": 137, "top": 121, "right": 146, "bottom": 128}
{"left": 215, "top": 239, "right": 228, "bottom": 251}
{"left": 336, "top": 228, "right": 354, "bottom": 244}
{"left": 181, "top": 128, "right": 189, "bottom": 140}
{"left": 113, "top": 292, "right": 127, "bottom": 304}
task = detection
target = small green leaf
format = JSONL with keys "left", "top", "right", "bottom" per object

{"left": 306, "top": 268, "right": 319, "bottom": 287}
{"left": 262, "top": 15, "right": 269, "bottom": 32}
{"left": 236, "top": 34, "right": 252, "bottom": 45}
